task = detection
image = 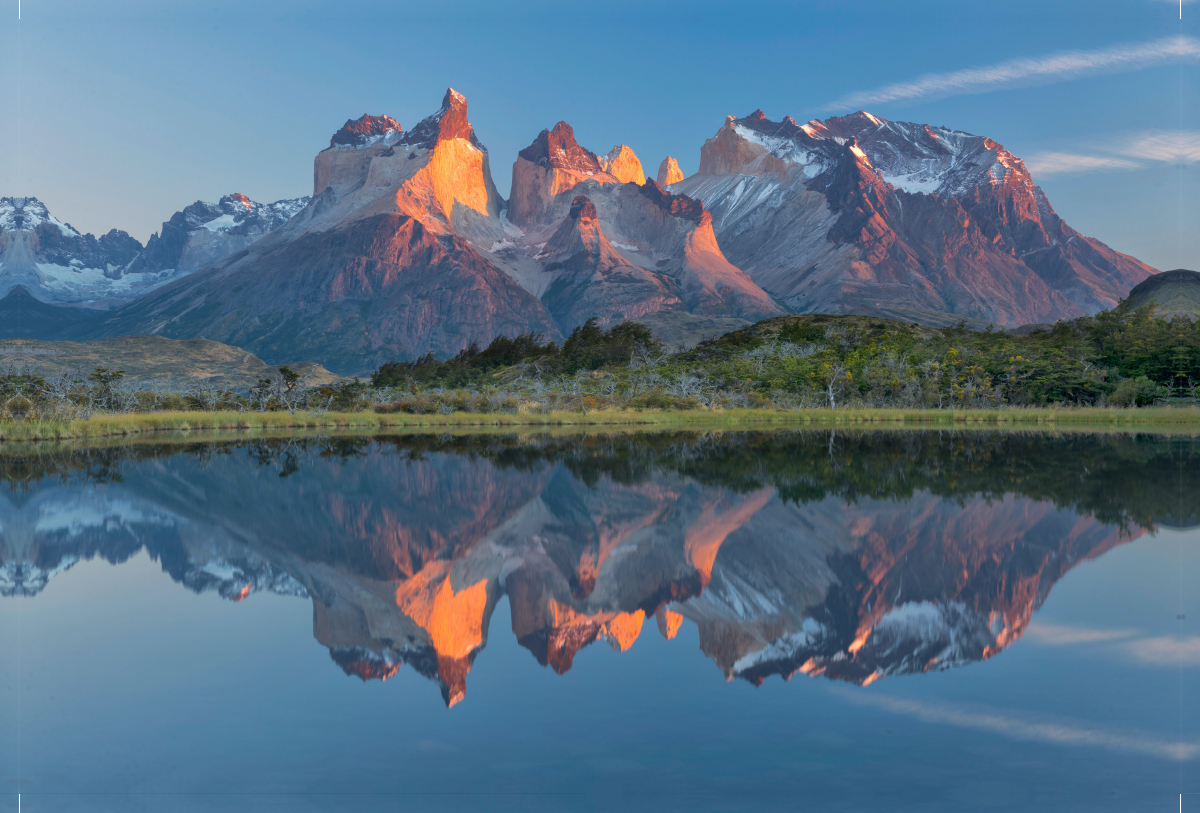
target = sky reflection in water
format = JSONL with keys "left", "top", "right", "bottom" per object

{"left": 0, "top": 430, "right": 1197, "bottom": 811}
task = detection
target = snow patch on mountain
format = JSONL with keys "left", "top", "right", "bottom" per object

{"left": 732, "top": 617, "right": 826, "bottom": 673}
{"left": 732, "top": 123, "right": 827, "bottom": 172}
{"left": 183, "top": 555, "right": 308, "bottom": 601}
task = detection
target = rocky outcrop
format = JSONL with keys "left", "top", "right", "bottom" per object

{"left": 493, "top": 122, "right": 782, "bottom": 327}
{"left": 657, "top": 156, "right": 684, "bottom": 186}
{"left": 329, "top": 114, "right": 403, "bottom": 148}
{"left": 306, "top": 88, "right": 505, "bottom": 229}
{"left": 674, "top": 109, "right": 1156, "bottom": 326}
{"left": 540, "top": 195, "right": 683, "bottom": 330}
{"left": 599, "top": 145, "right": 646, "bottom": 185}
{"left": 507, "top": 122, "right": 621, "bottom": 229}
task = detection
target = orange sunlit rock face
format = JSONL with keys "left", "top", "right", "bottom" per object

{"left": 656, "top": 607, "right": 684, "bottom": 640}
{"left": 656, "top": 156, "right": 685, "bottom": 186}
{"left": 599, "top": 145, "right": 646, "bottom": 185}
{"left": 699, "top": 114, "right": 791, "bottom": 178}
{"left": 395, "top": 565, "right": 490, "bottom": 661}
{"left": 508, "top": 121, "right": 622, "bottom": 228}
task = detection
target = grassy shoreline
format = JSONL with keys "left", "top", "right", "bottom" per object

{"left": 0, "top": 406, "right": 1198, "bottom": 441}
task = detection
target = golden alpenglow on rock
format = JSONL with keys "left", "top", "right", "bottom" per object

{"left": 657, "top": 156, "right": 684, "bottom": 186}
{"left": 599, "top": 144, "right": 646, "bottom": 185}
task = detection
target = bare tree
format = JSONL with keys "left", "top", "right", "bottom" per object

{"left": 822, "top": 362, "right": 847, "bottom": 410}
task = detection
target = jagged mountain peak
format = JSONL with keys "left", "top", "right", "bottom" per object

{"left": 543, "top": 194, "right": 607, "bottom": 258}
{"left": 518, "top": 121, "right": 604, "bottom": 174}
{"left": 599, "top": 144, "right": 645, "bottom": 185}
{"left": 171, "top": 193, "right": 309, "bottom": 235}
{"left": 330, "top": 114, "right": 403, "bottom": 149}
{"left": 398, "top": 87, "right": 483, "bottom": 152}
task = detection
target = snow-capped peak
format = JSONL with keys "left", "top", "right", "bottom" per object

{"left": 0, "top": 197, "right": 80, "bottom": 237}
{"left": 330, "top": 114, "right": 403, "bottom": 150}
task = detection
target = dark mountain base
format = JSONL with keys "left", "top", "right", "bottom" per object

{"left": 0, "top": 286, "right": 93, "bottom": 339}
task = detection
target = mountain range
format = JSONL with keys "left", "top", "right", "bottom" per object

{"left": 0, "top": 89, "right": 1156, "bottom": 372}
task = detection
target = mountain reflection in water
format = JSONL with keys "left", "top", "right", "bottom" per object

{"left": 0, "top": 431, "right": 1193, "bottom": 706}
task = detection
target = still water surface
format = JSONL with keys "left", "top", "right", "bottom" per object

{"left": 1, "top": 430, "right": 1198, "bottom": 811}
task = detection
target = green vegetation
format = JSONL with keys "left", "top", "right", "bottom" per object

{"left": 0, "top": 406, "right": 1196, "bottom": 442}
{"left": 0, "top": 308, "right": 1197, "bottom": 436}
{"left": 371, "top": 319, "right": 660, "bottom": 388}
{"left": 368, "top": 309, "right": 1199, "bottom": 413}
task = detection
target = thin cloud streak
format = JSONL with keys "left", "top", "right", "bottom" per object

{"left": 833, "top": 36, "right": 1200, "bottom": 109}
{"left": 1125, "top": 635, "right": 1200, "bottom": 666}
{"left": 1025, "top": 622, "right": 1139, "bottom": 645}
{"left": 834, "top": 690, "right": 1199, "bottom": 761}
{"left": 1024, "top": 153, "right": 1143, "bottom": 177}
{"left": 1025, "top": 129, "right": 1200, "bottom": 178}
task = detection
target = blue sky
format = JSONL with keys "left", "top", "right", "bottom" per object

{"left": 0, "top": 0, "right": 1195, "bottom": 271}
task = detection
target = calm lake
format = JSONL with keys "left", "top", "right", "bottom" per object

{"left": 1, "top": 430, "right": 1198, "bottom": 812}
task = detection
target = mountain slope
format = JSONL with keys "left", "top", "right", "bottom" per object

{"left": 540, "top": 196, "right": 683, "bottom": 330}
{"left": 672, "top": 110, "right": 1155, "bottom": 326}
{"left": 0, "top": 285, "right": 92, "bottom": 339}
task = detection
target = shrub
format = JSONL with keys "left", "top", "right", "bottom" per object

{"left": 1109, "top": 376, "right": 1170, "bottom": 407}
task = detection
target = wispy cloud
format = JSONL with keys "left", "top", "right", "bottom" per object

{"left": 1024, "top": 129, "right": 1200, "bottom": 178}
{"left": 835, "top": 690, "right": 1199, "bottom": 761}
{"left": 833, "top": 36, "right": 1200, "bottom": 109}
{"left": 1122, "top": 130, "right": 1200, "bottom": 163}
{"left": 1025, "top": 621, "right": 1139, "bottom": 645}
{"left": 1125, "top": 635, "right": 1200, "bottom": 666}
